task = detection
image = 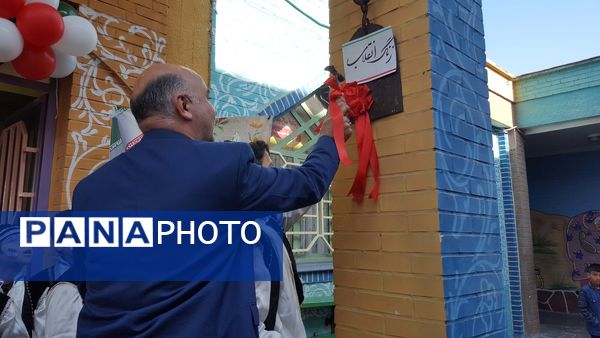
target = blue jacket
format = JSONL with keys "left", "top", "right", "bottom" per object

{"left": 579, "top": 284, "right": 600, "bottom": 335}
{"left": 72, "top": 129, "right": 339, "bottom": 338}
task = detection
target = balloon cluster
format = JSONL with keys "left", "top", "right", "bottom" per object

{"left": 0, "top": 0, "right": 98, "bottom": 80}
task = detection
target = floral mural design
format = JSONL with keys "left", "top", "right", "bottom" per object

{"left": 212, "top": 116, "right": 272, "bottom": 142}
{"left": 566, "top": 210, "right": 600, "bottom": 281}
{"left": 64, "top": 5, "right": 166, "bottom": 208}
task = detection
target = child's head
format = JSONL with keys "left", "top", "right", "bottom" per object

{"left": 588, "top": 264, "right": 600, "bottom": 285}
{"left": 249, "top": 140, "right": 272, "bottom": 168}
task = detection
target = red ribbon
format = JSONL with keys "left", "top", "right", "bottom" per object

{"left": 324, "top": 76, "right": 380, "bottom": 202}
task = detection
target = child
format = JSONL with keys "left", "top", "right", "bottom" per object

{"left": 0, "top": 224, "right": 29, "bottom": 338}
{"left": 0, "top": 221, "right": 82, "bottom": 338}
{"left": 579, "top": 263, "right": 600, "bottom": 338}
{"left": 249, "top": 140, "right": 307, "bottom": 338}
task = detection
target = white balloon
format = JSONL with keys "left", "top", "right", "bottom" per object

{"left": 51, "top": 50, "right": 77, "bottom": 78}
{"left": 25, "top": 0, "right": 60, "bottom": 9}
{"left": 53, "top": 16, "right": 98, "bottom": 57}
{"left": 0, "top": 19, "right": 23, "bottom": 63}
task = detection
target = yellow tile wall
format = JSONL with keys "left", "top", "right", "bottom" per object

{"left": 329, "top": 1, "right": 446, "bottom": 337}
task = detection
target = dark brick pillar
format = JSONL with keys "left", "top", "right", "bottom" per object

{"left": 508, "top": 128, "right": 540, "bottom": 335}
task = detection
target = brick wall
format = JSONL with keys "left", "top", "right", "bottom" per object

{"left": 507, "top": 128, "right": 540, "bottom": 335}
{"left": 428, "top": 0, "right": 508, "bottom": 337}
{"left": 330, "top": 1, "right": 446, "bottom": 337}
{"left": 166, "top": 0, "right": 211, "bottom": 78}
{"left": 515, "top": 57, "right": 600, "bottom": 128}
{"left": 496, "top": 130, "right": 523, "bottom": 335}
{"left": 74, "top": 0, "right": 168, "bottom": 34}
{"left": 515, "top": 57, "right": 600, "bottom": 102}
{"left": 48, "top": 0, "right": 211, "bottom": 210}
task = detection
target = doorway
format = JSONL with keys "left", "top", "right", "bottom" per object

{"left": 0, "top": 70, "right": 57, "bottom": 213}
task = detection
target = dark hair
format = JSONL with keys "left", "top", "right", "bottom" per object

{"left": 588, "top": 264, "right": 600, "bottom": 273}
{"left": 249, "top": 140, "right": 270, "bottom": 164}
{"left": 130, "top": 74, "right": 189, "bottom": 121}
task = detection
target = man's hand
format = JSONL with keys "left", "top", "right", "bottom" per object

{"left": 335, "top": 97, "right": 350, "bottom": 115}
{"left": 320, "top": 98, "right": 353, "bottom": 141}
{"left": 343, "top": 116, "right": 352, "bottom": 141}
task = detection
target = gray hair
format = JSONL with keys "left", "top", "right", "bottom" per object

{"left": 130, "top": 74, "right": 190, "bottom": 121}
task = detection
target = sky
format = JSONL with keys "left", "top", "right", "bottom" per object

{"left": 482, "top": 0, "right": 600, "bottom": 76}
{"left": 214, "top": 0, "right": 329, "bottom": 90}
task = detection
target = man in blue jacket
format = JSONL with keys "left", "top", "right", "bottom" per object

{"left": 579, "top": 263, "right": 600, "bottom": 338}
{"left": 72, "top": 64, "right": 352, "bottom": 337}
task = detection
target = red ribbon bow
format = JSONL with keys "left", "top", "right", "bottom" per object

{"left": 324, "top": 76, "right": 380, "bottom": 202}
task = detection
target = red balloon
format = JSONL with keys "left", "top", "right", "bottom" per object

{"left": 12, "top": 45, "right": 56, "bottom": 80}
{"left": 0, "top": 0, "right": 25, "bottom": 19}
{"left": 17, "top": 3, "right": 64, "bottom": 47}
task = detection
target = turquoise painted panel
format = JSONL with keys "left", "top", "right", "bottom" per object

{"left": 516, "top": 85, "right": 600, "bottom": 128}
{"left": 515, "top": 58, "right": 600, "bottom": 128}
{"left": 302, "top": 307, "right": 333, "bottom": 337}
{"left": 303, "top": 282, "right": 334, "bottom": 300}
{"left": 302, "top": 281, "right": 334, "bottom": 337}
{"left": 210, "top": 70, "right": 285, "bottom": 117}
{"left": 516, "top": 58, "right": 600, "bottom": 102}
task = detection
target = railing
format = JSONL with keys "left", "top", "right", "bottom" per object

{"left": 0, "top": 121, "right": 38, "bottom": 213}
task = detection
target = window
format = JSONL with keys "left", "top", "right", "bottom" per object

{"left": 269, "top": 90, "right": 332, "bottom": 262}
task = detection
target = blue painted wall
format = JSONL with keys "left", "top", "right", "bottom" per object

{"left": 528, "top": 150, "right": 600, "bottom": 217}
{"left": 515, "top": 57, "right": 600, "bottom": 128}
{"left": 428, "top": 0, "right": 508, "bottom": 336}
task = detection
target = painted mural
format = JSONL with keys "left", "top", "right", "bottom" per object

{"left": 531, "top": 211, "right": 600, "bottom": 313}
{"left": 531, "top": 210, "right": 577, "bottom": 290}
{"left": 532, "top": 210, "right": 600, "bottom": 288}
{"left": 213, "top": 116, "right": 272, "bottom": 142}
{"left": 528, "top": 150, "right": 600, "bottom": 313}
{"left": 566, "top": 211, "right": 600, "bottom": 282}
{"left": 64, "top": 5, "right": 165, "bottom": 208}
{"left": 530, "top": 209, "right": 600, "bottom": 314}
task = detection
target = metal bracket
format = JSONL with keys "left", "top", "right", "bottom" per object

{"left": 353, "top": 0, "right": 371, "bottom": 33}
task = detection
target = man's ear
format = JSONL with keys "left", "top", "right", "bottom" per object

{"left": 174, "top": 95, "right": 193, "bottom": 120}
